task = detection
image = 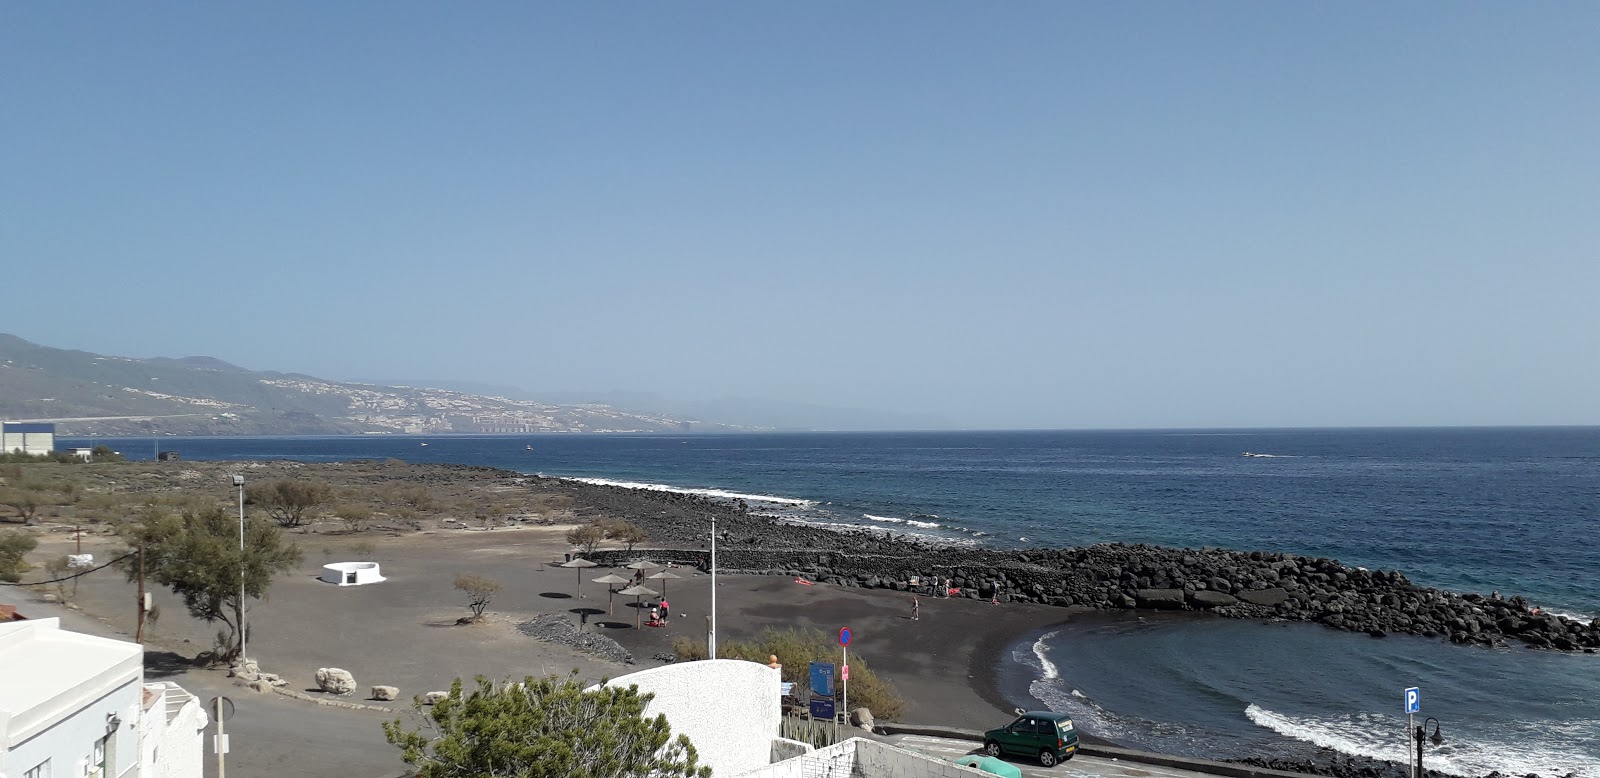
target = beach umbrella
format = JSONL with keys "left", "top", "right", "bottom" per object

{"left": 617, "top": 585, "right": 659, "bottom": 629}
{"left": 646, "top": 570, "right": 682, "bottom": 597}
{"left": 624, "top": 559, "right": 662, "bottom": 586}
{"left": 592, "top": 573, "right": 631, "bottom": 614}
{"left": 561, "top": 558, "right": 598, "bottom": 598}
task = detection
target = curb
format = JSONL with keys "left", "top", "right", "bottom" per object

{"left": 269, "top": 686, "right": 396, "bottom": 713}
{"left": 875, "top": 724, "right": 1322, "bottom": 778}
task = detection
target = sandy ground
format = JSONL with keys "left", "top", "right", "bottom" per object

{"left": 15, "top": 525, "right": 1081, "bottom": 777}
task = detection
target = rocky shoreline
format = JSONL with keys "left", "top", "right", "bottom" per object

{"left": 543, "top": 475, "right": 1600, "bottom": 653}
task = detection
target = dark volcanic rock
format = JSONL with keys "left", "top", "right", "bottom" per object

{"left": 542, "top": 476, "right": 1598, "bottom": 654}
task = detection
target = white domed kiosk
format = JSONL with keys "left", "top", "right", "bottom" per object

{"left": 320, "top": 561, "right": 385, "bottom": 586}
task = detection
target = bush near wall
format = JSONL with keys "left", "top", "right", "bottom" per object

{"left": 671, "top": 628, "right": 903, "bottom": 720}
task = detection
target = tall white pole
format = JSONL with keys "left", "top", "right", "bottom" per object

{"left": 237, "top": 480, "right": 247, "bottom": 662}
{"left": 709, "top": 513, "right": 717, "bottom": 659}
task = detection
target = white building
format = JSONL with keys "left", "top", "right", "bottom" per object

{"left": 0, "top": 423, "right": 55, "bottom": 457}
{"left": 0, "top": 618, "right": 204, "bottom": 778}
{"left": 596, "top": 659, "right": 985, "bottom": 778}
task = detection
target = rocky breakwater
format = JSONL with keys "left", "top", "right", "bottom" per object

{"left": 591, "top": 541, "right": 1599, "bottom": 653}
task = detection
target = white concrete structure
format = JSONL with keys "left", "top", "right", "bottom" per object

{"left": 319, "top": 561, "right": 385, "bottom": 586}
{"left": 735, "top": 738, "right": 990, "bottom": 778}
{"left": 0, "top": 423, "right": 54, "bottom": 457}
{"left": 137, "top": 683, "right": 205, "bottom": 778}
{"left": 597, "top": 659, "right": 782, "bottom": 777}
{"left": 0, "top": 618, "right": 203, "bottom": 778}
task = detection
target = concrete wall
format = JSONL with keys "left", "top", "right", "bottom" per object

{"left": 599, "top": 659, "right": 781, "bottom": 778}
{"left": 736, "top": 738, "right": 992, "bottom": 778}
{"left": 1, "top": 424, "right": 55, "bottom": 457}
{"left": 139, "top": 683, "right": 204, "bottom": 778}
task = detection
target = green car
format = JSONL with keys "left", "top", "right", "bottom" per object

{"left": 982, "top": 711, "right": 1080, "bottom": 767}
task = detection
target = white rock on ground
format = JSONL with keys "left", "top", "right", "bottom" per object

{"left": 315, "top": 667, "right": 357, "bottom": 695}
{"left": 371, "top": 685, "right": 399, "bottom": 701}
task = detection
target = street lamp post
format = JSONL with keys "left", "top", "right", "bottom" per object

{"left": 232, "top": 474, "right": 246, "bottom": 662}
{"left": 1413, "top": 717, "right": 1443, "bottom": 778}
{"left": 708, "top": 512, "right": 717, "bottom": 660}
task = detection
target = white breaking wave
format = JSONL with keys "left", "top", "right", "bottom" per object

{"left": 1031, "top": 631, "right": 1061, "bottom": 680}
{"left": 562, "top": 477, "right": 816, "bottom": 507}
{"left": 863, "top": 513, "right": 941, "bottom": 529}
{"left": 1245, "top": 704, "right": 1599, "bottom": 778}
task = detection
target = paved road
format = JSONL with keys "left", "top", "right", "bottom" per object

{"left": 888, "top": 735, "right": 1222, "bottom": 778}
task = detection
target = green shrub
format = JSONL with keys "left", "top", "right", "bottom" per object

{"left": 671, "top": 627, "right": 903, "bottom": 719}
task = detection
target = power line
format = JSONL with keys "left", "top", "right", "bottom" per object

{"left": 0, "top": 550, "right": 137, "bottom": 586}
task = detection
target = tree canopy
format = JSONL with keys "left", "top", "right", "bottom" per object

{"left": 122, "top": 505, "right": 302, "bottom": 660}
{"left": 246, "top": 479, "right": 334, "bottom": 528}
{"left": 383, "top": 674, "right": 710, "bottom": 778}
{"left": 0, "top": 530, "right": 37, "bottom": 582}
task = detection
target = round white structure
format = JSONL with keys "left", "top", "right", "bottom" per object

{"left": 320, "top": 561, "right": 385, "bottom": 586}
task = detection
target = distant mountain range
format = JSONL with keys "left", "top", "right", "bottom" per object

{"left": 0, "top": 334, "right": 743, "bottom": 436}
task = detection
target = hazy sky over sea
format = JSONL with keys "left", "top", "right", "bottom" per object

{"left": 3, "top": 4, "right": 1595, "bottom": 429}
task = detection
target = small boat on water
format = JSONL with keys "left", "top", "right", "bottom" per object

{"left": 420, "top": 442, "right": 429, "bottom": 447}
{"left": 526, "top": 444, "right": 533, "bottom": 451}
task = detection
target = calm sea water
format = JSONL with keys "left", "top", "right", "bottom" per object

{"left": 69, "top": 428, "right": 1600, "bottom": 775}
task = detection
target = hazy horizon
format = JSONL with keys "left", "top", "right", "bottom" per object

{"left": 4, "top": 4, "right": 1595, "bottom": 430}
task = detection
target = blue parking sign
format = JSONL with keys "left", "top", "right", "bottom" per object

{"left": 1404, "top": 687, "right": 1420, "bottom": 714}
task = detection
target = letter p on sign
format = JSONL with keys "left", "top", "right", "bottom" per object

{"left": 1404, "top": 687, "right": 1420, "bottom": 714}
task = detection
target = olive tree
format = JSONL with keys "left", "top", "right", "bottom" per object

{"left": 382, "top": 674, "right": 710, "bottom": 778}
{"left": 122, "top": 505, "right": 302, "bottom": 661}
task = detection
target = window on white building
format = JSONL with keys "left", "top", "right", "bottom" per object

{"left": 24, "top": 757, "right": 51, "bottom": 778}
{"left": 93, "top": 734, "right": 108, "bottom": 775}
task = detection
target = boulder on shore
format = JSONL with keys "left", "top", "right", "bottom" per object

{"left": 371, "top": 685, "right": 399, "bottom": 701}
{"left": 423, "top": 691, "right": 449, "bottom": 705}
{"left": 1135, "top": 589, "right": 1186, "bottom": 609}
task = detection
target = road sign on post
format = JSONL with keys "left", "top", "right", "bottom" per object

{"left": 809, "top": 662, "right": 835, "bottom": 698}
{"left": 839, "top": 627, "right": 852, "bottom": 646}
{"left": 809, "top": 698, "right": 836, "bottom": 721}
{"left": 1405, "top": 687, "right": 1420, "bottom": 714}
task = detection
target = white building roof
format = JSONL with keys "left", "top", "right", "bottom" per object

{"left": 0, "top": 618, "right": 143, "bottom": 746}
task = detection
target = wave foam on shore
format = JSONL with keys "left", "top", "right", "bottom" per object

{"left": 863, "top": 513, "right": 942, "bottom": 529}
{"left": 560, "top": 476, "right": 817, "bottom": 507}
{"left": 1245, "top": 704, "right": 1598, "bottom": 778}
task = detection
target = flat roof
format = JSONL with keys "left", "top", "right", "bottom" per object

{"left": 0, "top": 618, "right": 141, "bottom": 719}
{"left": 0, "top": 422, "right": 55, "bottom": 433}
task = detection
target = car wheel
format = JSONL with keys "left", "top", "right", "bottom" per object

{"left": 984, "top": 740, "right": 1002, "bottom": 757}
{"left": 1039, "top": 749, "right": 1058, "bottom": 767}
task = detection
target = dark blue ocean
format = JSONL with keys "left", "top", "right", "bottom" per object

{"left": 68, "top": 428, "right": 1600, "bottom": 776}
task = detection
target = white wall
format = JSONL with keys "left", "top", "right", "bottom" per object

{"left": 3, "top": 679, "right": 141, "bottom": 778}
{"left": 735, "top": 739, "right": 992, "bottom": 778}
{"left": 599, "top": 660, "right": 781, "bottom": 778}
{"left": 139, "top": 684, "right": 204, "bottom": 778}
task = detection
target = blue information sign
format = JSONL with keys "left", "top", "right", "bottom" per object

{"left": 809, "top": 698, "right": 836, "bottom": 720}
{"left": 809, "top": 662, "right": 835, "bottom": 697}
{"left": 1404, "top": 687, "right": 1420, "bottom": 714}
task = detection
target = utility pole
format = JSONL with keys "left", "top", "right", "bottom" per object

{"left": 214, "top": 697, "right": 227, "bottom": 778}
{"left": 135, "top": 545, "right": 146, "bottom": 644}
{"left": 708, "top": 512, "right": 717, "bottom": 659}
{"left": 233, "top": 475, "right": 246, "bottom": 662}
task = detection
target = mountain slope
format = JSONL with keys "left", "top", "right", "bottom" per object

{"left": 0, "top": 334, "right": 736, "bottom": 436}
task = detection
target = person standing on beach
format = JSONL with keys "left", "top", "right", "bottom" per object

{"left": 660, "top": 599, "right": 670, "bottom": 619}
{"left": 912, "top": 594, "right": 920, "bottom": 621}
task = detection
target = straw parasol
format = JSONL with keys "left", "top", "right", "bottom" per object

{"left": 561, "top": 558, "right": 598, "bottom": 598}
{"left": 592, "top": 573, "right": 632, "bottom": 614}
{"left": 617, "top": 585, "right": 659, "bottom": 629}
{"left": 623, "top": 559, "right": 662, "bottom": 586}
{"left": 646, "top": 570, "right": 682, "bottom": 598}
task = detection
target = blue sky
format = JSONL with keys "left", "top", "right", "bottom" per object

{"left": 2, "top": 3, "right": 1595, "bottom": 429}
